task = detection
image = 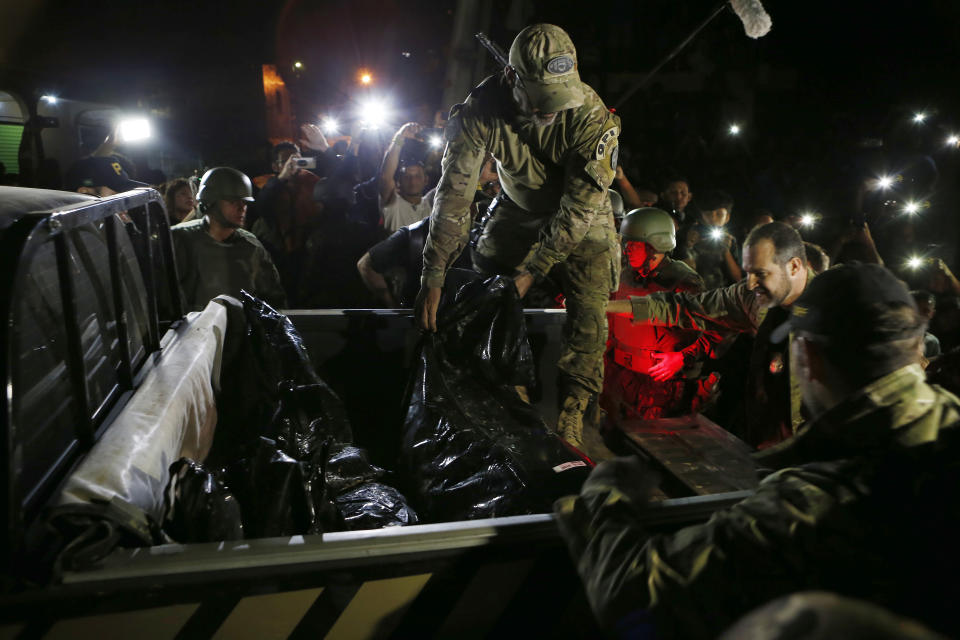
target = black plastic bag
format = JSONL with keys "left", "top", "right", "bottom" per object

{"left": 270, "top": 381, "right": 353, "bottom": 461}
{"left": 163, "top": 458, "right": 244, "bottom": 543}
{"left": 334, "top": 482, "right": 419, "bottom": 530}
{"left": 325, "top": 444, "right": 385, "bottom": 495}
{"left": 202, "top": 293, "right": 416, "bottom": 535}
{"left": 240, "top": 291, "right": 323, "bottom": 387}
{"left": 224, "top": 437, "right": 342, "bottom": 538}
{"left": 401, "top": 275, "right": 592, "bottom": 522}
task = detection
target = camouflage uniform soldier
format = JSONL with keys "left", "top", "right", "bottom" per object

{"left": 416, "top": 24, "right": 621, "bottom": 448}
{"left": 557, "top": 263, "right": 960, "bottom": 639}
{"left": 603, "top": 208, "right": 722, "bottom": 421}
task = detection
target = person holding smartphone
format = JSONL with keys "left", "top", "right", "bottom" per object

{"left": 252, "top": 139, "right": 323, "bottom": 305}
{"left": 378, "top": 122, "right": 435, "bottom": 234}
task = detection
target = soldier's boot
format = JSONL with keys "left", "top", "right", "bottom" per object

{"left": 557, "top": 394, "right": 590, "bottom": 450}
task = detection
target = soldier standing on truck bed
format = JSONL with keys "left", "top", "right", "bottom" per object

{"left": 172, "top": 167, "right": 287, "bottom": 311}
{"left": 415, "top": 24, "right": 621, "bottom": 449}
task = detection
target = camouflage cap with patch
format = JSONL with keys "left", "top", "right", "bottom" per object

{"left": 508, "top": 24, "right": 585, "bottom": 113}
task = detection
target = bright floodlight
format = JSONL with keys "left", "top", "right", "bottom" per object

{"left": 948, "top": 135, "right": 960, "bottom": 146}
{"left": 293, "top": 61, "right": 303, "bottom": 69}
{"left": 728, "top": 124, "right": 741, "bottom": 135}
{"left": 709, "top": 227, "right": 724, "bottom": 241}
{"left": 117, "top": 118, "right": 151, "bottom": 143}
{"left": 913, "top": 112, "right": 927, "bottom": 123}
{"left": 904, "top": 201, "right": 920, "bottom": 215}
{"left": 41, "top": 95, "right": 58, "bottom": 104}
{"left": 428, "top": 135, "right": 443, "bottom": 149}
{"left": 359, "top": 99, "right": 388, "bottom": 129}
{"left": 907, "top": 256, "right": 924, "bottom": 270}
{"left": 321, "top": 117, "right": 338, "bottom": 134}
{"left": 799, "top": 213, "right": 816, "bottom": 227}
{"left": 360, "top": 72, "right": 373, "bottom": 85}
{"left": 876, "top": 175, "right": 894, "bottom": 190}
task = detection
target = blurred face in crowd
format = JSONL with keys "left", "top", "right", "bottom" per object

{"left": 916, "top": 297, "right": 935, "bottom": 320}
{"left": 173, "top": 185, "right": 195, "bottom": 218}
{"left": 624, "top": 240, "right": 664, "bottom": 277}
{"left": 218, "top": 198, "right": 247, "bottom": 228}
{"left": 661, "top": 181, "right": 691, "bottom": 212}
{"left": 701, "top": 207, "right": 730, "bottom": 228}
{"left": 397, "top": 164, "right": 426, "bottom": 199}
{"left": 273, "top": 147, "right": 298, "bottom": 173}
{"left": 743, "top": 238, "right": 804, "bottom": 309}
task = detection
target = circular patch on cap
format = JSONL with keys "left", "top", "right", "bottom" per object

{"left": 546, "top": 55, "right": 575, "bottom": 75}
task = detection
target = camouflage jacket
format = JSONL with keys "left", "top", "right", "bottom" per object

{"left": 555, "top": 364, "right": 960, "bottom": 638}
{"left": 421, "top": 74, "right": 620, "bottom": 288}
{"left": 627, "top": 276, "right": 815, "bottom": 447}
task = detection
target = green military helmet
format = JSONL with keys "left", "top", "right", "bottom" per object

{"left": 620, "top": 207, "right": 676, "bottom": 253}
{"left": 608, "top": 189, "right": 624, "bottom": 219}
{"left": 196, "top": 167, "right": 254, "bottom": 206}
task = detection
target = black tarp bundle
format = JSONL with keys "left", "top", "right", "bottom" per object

{"left": 163, "top": 294, "right": 417, "bottom": 541}
{"left": 401, "top": 275, "right": 592, "bottom": 522}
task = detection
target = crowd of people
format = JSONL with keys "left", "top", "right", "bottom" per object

{"left": 33, "top": 20, "right": 960, "bottom": 639}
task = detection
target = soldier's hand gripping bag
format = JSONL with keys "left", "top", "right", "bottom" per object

{"left": 401, "top": 274, "right": 592, "bottom": 522}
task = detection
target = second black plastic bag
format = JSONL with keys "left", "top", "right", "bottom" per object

{"left": 401, "top": 275, "right": 592, "bottom": 522}
{"left": 163, "top": 294, "right": 417, "bottom": 541}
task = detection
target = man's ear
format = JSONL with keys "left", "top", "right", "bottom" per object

{"left": 789, "top": 256, "right": 804, "bottom": 277}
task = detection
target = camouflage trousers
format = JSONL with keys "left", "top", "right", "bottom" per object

{"left": 473, "top": 197, "right": 619, "bottom": 402}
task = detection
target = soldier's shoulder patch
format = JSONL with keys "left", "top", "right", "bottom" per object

{"left": 595, "top": 126, "right": 619, "bottom": 160}
{"left": 584, "top": 126, "right": 619, "bottom": 188}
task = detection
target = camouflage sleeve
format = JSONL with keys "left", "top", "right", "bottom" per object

{"left": 554, "top": 460, "right": 856, "bottom": 636}
{"left": 420, "top": 103, "right": 488, "bottom": 289}
{"left": 523, "top": 115, "right": 620, "bottom": 278}
{"left": 629, "top": 279, "right": 760, "bottom": 334}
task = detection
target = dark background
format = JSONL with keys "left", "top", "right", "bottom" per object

{"left": 2, "top": 0, "right": 958, "bottom": 255}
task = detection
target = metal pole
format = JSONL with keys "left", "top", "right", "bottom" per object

{"left": 615, "top": 1, "right": 729, "bottom": 108}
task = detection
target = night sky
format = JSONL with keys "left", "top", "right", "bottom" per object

{"left": 7, "top": 0, "right": 958, "bottom": 121}
{"left": 2, "top": 0, "right": 958, "bottom": 225}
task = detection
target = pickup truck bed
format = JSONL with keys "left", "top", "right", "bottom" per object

{"left": 0, "top": 187, "right": 755, "bottom": 638}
